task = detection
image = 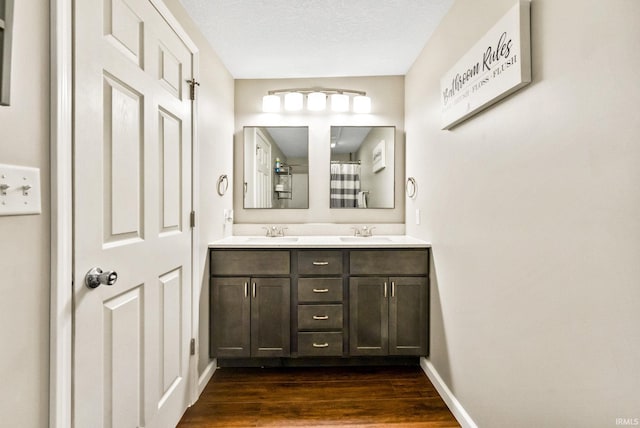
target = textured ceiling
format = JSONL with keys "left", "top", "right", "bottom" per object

{"left": 178, "top": 0, "right": 454, "bottom": 79}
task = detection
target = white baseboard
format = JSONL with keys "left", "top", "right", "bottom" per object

{"left": 420, "top": 357, "right": 478, "bottom": 428}
{"left": 196, "top": 358, "right": 217, "bottom": 398}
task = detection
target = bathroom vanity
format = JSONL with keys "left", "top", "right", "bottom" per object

{"left": 209, "top": 236, "right": 430, "bottom": 365}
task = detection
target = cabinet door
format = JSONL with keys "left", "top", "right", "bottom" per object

{"left": 389, "top": 277, "right": 428, "bottom": 355}
{"left": 349, "top": 277, "right": 388, "bottom": 356}
{"left": 251, "top": 277, "right": 291, "bottom": 357}
{"left": 211, "top": 277, "right": 250, "bottom": 358}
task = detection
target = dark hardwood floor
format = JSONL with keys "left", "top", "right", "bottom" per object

{"left": 178, "top": 365, "right": 460, "bottom": 427}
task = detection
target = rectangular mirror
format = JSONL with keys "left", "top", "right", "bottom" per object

{"left": 330, "top": 126, "right": 395, "bottom": 209}
{"left": 243, "top": 126, "right": 309, "bottom": 209}
{"left": 0, "top": 0, "right": 15, "bottom": 105}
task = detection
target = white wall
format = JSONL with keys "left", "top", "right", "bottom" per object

{"left": 162, "top": 0, "right": 235, "bottom": 380}
{"left": 356, "top": 127, "right": 395, "bottom": 208}
{"left": 234, "top": 76, "right": 405, "bottom": 225}
{"left": 405, "top": 0, "right": 640, "bottom": 426}
{"left": 0, "top": 1, "right": 50, "bottom": 426}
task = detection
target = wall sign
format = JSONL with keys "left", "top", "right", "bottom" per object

{"left": 440, "top": 0, "right": 531, "bottom": 130}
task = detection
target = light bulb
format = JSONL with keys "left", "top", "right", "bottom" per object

{"left": 353, "top": 95, "right": 371, "bottom": 114}
{"left": 284, "top": 92, "right": 303, "bottom": 111}
{"left": 330, "top": 93, "right": 349, "bottom": 112}
{"left": 307, "top": 92, "right": 327, "bottom": 111}
{"left": 262, "top": 95, "right": 280, "bottom": 112}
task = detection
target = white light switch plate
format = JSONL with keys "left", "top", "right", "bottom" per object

{"left": 0, "top": 164, "right": 42, "bottom": 216}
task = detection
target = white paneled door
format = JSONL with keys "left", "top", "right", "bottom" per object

{"left": 254, "top": 130, "right": 272, "bottom": 208}
{"left": 73, "top": 0, "right": 194, "bottom": 426}
{"left": 243, "top": 128, "right": 272, "bottom": 208}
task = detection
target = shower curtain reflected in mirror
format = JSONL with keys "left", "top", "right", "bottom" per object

{"left": 330, "top": 162, "right": 365, "bottom": 208}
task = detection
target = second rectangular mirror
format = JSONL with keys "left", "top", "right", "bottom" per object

{"left": 244, "top": 126, "right": 309, "bottom": 209}
{"left": 330, "top": 126, "right": 395, "bottom": 208}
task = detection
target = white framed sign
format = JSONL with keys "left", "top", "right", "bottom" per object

{"left": 440, "top": 0, "right": 531, "bottom": 130}
{"left": 372, "top": 140, "right": 386, "bottom": 173}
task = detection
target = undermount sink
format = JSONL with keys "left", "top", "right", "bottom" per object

{"left": 339, "top": 236, "right": 392, "bottom": 243}
{"left": 245, "top": 237, "right": 299, "bottom": 243}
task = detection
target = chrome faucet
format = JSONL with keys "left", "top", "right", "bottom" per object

{"left": 264, "top": 225, "right": 287, "bottom": 237}
{"left": 360, "top": 225, "right": 375, "bottom": 237}
{"left": 352, "top": 225, "right": 375, "bottom": 237}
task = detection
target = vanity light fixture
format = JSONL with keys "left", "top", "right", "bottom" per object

{"left": 261, "top": 87, "right": 371, "bottom": 114}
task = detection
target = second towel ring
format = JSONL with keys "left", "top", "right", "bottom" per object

{"left": 406, "top": 177, "right": 417, "bottom": 199}
{"left": 216, "top": 174, "right": 229, "bottom": 196}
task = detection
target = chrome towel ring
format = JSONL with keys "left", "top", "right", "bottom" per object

{"left": 406, "top": 177, "right": 417, "bottom": 199}
{"left": 216, "top": 174, "right": 229, "bottom": 196}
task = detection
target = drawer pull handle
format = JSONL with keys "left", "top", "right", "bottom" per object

{"left": 244, "top": 282, "right": 248, "bottom": 298}
{"left": 313, "top": 342, "right": 329, "bottom": 348}
{"left": 313, "top": 315, "right": 329, "bottom": 320}
{"left": 312, "top": 261, "right": 329, "bottom": 266}
{"left": 312, "top": 288, "right": 329, "bottom": 293}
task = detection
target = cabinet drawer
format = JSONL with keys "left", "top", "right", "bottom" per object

{"left": 298, "top": 250, "right": 343, "bottom": 275}
{"left": 350, "top": 250, "right": 428, "bottom": 275}
{"left": 211, "top": 250, "right": 290, "bottom": 275}
{"left": 298, "top": 304, "right": 343, "bottom": 330}
{"left": 297, "top": 332, "right": 343, "bottom": 357}
{"left": 298, "top": 278, "right": 343, "bottom": 303}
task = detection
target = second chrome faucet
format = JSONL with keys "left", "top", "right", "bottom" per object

{"left": 264, "top": 225, "right": 287, "bottom": 237}
{"left": 352, "top": 225, "right": 375, "bottom": 237}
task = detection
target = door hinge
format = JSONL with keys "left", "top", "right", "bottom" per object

{"left": 190, "top": 211, "right": 196, "bottom": 228}
{"left": 190, "top": 338, "right": 196, "bottom": 356}
{"left": 187, "top": 78, "right": 200, "bottom": 100}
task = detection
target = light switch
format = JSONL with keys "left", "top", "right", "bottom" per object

{"left": 223, "top": 209, "right": 234, "bottom": 223}
{"left": 0, "top": 164, "right": 41, "bottom": 216}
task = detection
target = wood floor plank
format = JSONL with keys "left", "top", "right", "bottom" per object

{"left": 391, "top": 379, "right": 442, "bottom": 399}
{"left": 210, "top": 366, "right": 422, "bottom": 383}
{"left": 178, "top": 366, "right": 460, "bottom": 427}
{"left": 257, "top": 397, "right": 457, "bottom": 426}
{"left": 206, "top": 381, "right": 401, "bottom": 404}
{"left": 177, "top": 402, "right": 260, "bottom": 427}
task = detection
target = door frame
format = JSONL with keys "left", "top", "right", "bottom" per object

{"left": 50, "top": 1, "right": 200, "bottom": 426}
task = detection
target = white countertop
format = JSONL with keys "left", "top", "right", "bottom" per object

{"left": 209, "top": 235, "right": 431, "bottom": 249}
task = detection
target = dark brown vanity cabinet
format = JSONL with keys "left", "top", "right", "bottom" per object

{"left": 349, "top": 250, "right": 429, "bottom": 357}
{"left": 210, "top": 251, "right": 290, "bottom": 358}
{"left": 210, "top": 247, "right": 429, "bottom": 361}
